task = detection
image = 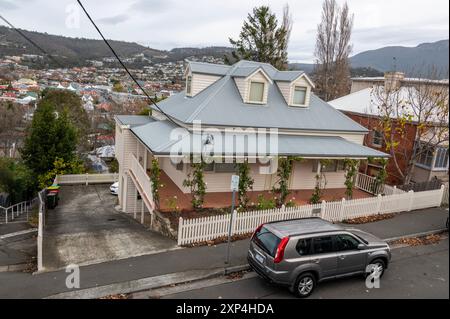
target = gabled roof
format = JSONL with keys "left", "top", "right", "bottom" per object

{"left": 187, "top": 61, "right": 231, "bottom": 76}
{"left": 152, "top": 70, "right": 368, "bottom": 133}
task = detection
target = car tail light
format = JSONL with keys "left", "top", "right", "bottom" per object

{"left": 251, "top": 224, "right": 263, "bottom": 240}
{"left": 274, "top": 237, "right": 289, "bottom": 264}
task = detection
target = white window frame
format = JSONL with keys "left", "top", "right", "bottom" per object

{"left": 291, "top": 86, "right": 308, "bottom": 106}
{"left": 415, "top": 145, "right": 434, "bottom": 169}
{"left": 372, "top": 130, "right": 383, "bottom": 148}
{"left": 432, "top": 146, "right": 449, "bottom": 171}
{"left": 248, "top": 81, "right": 266, "bottom": 104}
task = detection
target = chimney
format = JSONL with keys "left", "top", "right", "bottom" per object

{"left": 384, "top": 71, "right": 405, "bottom": 90}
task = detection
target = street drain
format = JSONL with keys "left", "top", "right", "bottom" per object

{"left": 107, "top": 218, "right": 116, "bottom": 222}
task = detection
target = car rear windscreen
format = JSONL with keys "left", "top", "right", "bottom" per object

{"left": 253, "top": 226, "right": 281, "bottom": 257}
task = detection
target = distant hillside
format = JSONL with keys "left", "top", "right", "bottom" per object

{"left": 0, "top": 26, "right": 232, "bottom": 67}
{"left": 350, "top": 40, "right": 449, "bottom": 74}
{"left": 169, "top": 46, "right": 233, "bottom": 60}
{"left": 0, "top": 25, "right": 448, "bottom": 76}
{"left": 0, "top": 25, "right": 163, "bottom": 66}
{"left": 288, "top": 63, "right": 383, "bottom": 77}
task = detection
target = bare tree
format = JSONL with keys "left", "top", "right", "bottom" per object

{"left": 0, "top": 101, "right": 27, "bottom": 158}
{"left": 372, "top": 68, "right": 449, "bottom": 184}
{"left": 314, "top": 0, "right": 353, "bottom": 101}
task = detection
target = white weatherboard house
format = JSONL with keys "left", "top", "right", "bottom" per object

{"left": 114, "top": 60, "right": 387, "bottom": 215}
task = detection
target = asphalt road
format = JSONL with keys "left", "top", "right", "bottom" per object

{"left": 154, "top": 238, "right": 449, "bottom": 299}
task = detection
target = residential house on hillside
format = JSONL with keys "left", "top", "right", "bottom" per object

{"left": 349, "top": 72, "right": 449, "bottom": 94}
{"left": 329, "top": 72, "right": 449, "bottom": 185}
{"left": 114, "top": 60, "right": 387, "bottom": 215}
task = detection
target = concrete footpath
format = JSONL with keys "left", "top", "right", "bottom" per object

{"left": 0, "top": 206, "right": 447, "bottom": 299}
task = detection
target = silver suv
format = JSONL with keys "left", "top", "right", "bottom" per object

{"left": 247, "top": 218, "right": 391, "bottom": 298}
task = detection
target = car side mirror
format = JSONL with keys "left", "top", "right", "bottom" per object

{"left": 357, "top": 244, "right": 366, "bottom": 250}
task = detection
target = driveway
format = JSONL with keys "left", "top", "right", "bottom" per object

{"left": 42, "top": 184, "right": 177, "bottom": 271}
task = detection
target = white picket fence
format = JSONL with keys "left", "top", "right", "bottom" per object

{"left": 442, "top": 182, "right": 449, "bottom": 206}
{"left": 177, "top": 185, "right": 446, "bottom": 246}
{"left": 382, "top": 184, "right": 406, "bottom": 196}
{"left": 54, "top": 173, "right": 118, "bottom": 185}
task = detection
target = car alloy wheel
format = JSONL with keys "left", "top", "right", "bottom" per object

{"left": 371, "top": 262, "right": 384, "bottom": 276}
{"left": 367, "top": 259, "right": 385, "bottom": 278}
{"left": 297, "top": 275, "right": 314, "bottom": 296}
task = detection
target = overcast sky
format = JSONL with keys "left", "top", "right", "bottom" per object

{"left": 0, "top": 0, "right": 448, "bottom": 62}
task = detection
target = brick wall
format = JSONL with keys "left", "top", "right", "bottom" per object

{"left": 344, "top": 112, "right": 418, "bottom": 185}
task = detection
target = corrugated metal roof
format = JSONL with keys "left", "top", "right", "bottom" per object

{"left": 115, "top": 115, "right": 154, "bottom": 127}
{"left": 188, "top": 61, "right": 231, "bottom": 75}
{"left": 129, "top": 119, "right": 387, "bottom": 158}
{"left": 272, "top": 70, "right": 305, "bottom": 82}
{"left": 131, "top": 120, "right": 181, "bottom": 152}
{"left": 154, "top": 75, "right": 368, "bottom": 132}
{"left": 230, "top": 66, "right": 260, "bottom": 77}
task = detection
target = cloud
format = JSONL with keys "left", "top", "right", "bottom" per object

{"left": 130, "top": 0, "right": 170, "bottom": 13}
{"left": 0, "top": 0, "right": 18, "bottom": 10}
{"left": 97, "top": 14, "right": 130, "bottom": 25}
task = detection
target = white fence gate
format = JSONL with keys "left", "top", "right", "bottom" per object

{"left": 177, "top": 185, "right": 445, "bottom": 246}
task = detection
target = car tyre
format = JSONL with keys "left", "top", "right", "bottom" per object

{"left": 293, "top": 272, "right": 316, "bottom": 298}
{"left": 366, "top": 258, "right": 386, "bottom": 279}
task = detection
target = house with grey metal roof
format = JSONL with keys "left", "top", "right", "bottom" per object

{"left": 114, "top": 60, "right": 388, "bottom": 214}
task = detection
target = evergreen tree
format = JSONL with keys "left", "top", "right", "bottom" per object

{"left": 39, "top": 89, "right": 90, "bottom": 150}
{"left": 21, "top": 100, "right": 78, "bottom": 179}
{"left": 228, "top": 5, "right": 292, "bottom": 70}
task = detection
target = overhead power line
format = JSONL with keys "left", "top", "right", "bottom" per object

{"left": 76, "top": 0, "right": 179, "bottom": 126}
{"left": 0, "top": 14, "right": 63, "bottom": 68}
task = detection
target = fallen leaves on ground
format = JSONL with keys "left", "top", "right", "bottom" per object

{"left": 184, "top": 233, "right": 252, "bottom": 248}
{"left": 226, "top": 271, "right": 248, "bottom": 280}
{"left": 391, "top": 234, "right": 443, "bottom": 246}
{"left": 342, "top": 214, "right": 395, "bottom": 224}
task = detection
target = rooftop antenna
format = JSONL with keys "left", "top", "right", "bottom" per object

{"left": 392, "top": 57, "right": 397, "bottom": 72}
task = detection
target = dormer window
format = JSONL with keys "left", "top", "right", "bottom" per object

{"left": 186, "top": 75, "right": 192, "bottom": 95}
{"left": 249, "top": 81, "right": 265, "bottom": 103}
{"left": 293, "top": 86, "right": 307, "bottom": 105}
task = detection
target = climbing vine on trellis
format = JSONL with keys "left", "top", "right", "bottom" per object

{"left": 183, "top": 162, "right": 206, "bottom": 210}
{"left": 273, "top": 156, "right": 303, "bottom": 207}
{"left": 149, "top": 158, "right": 161, "bottom": 207}
{"left": 343, "top": 159, "right": 359, "bottom": 199}
{"left": 237, "top": 160, "right": 254, "bottom": 209}
{"left": 370, "top": 157, "right": 388, "bottom": 194}
{"left": 310, "top": 159, "right": 331, "bottom": 204}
